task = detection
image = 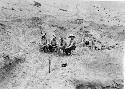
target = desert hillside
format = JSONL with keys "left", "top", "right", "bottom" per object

{"left": 0, "top": 0, "right": 124, "bottom": 89}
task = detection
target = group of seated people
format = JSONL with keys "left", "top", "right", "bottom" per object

{"left": 39, "top": 35, "right": 76, "bottom": 56}
{"left": 39, "top": 31, "right": 118, "bottom": 56}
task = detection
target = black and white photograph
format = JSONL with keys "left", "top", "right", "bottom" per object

{"left": 0, "top": 0, "right": 124, "bottom": 89}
